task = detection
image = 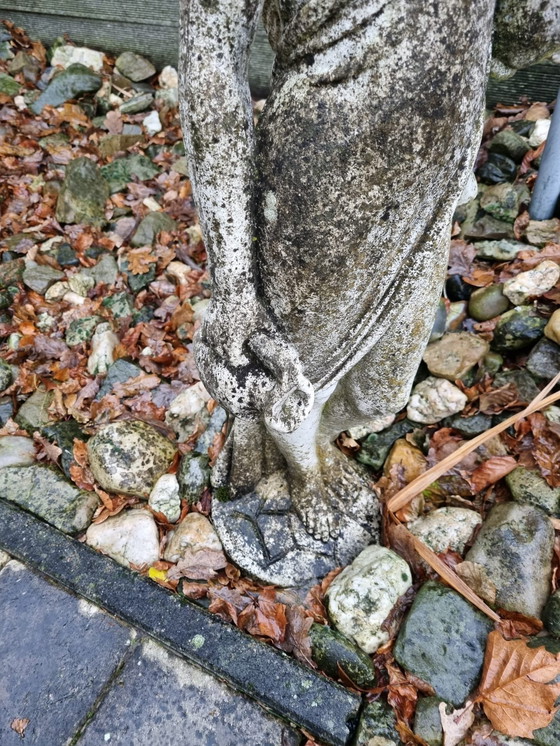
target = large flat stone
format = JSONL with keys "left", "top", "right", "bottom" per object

{"left": 77, "top": 639, "right": 299, "bottom": 746}
{"left": 0, "top": 465, "right": 99, "bottom": 534}
{"left": 0, "top": 561, "right": 132, "bottom": 746}
{"left": 0, "top": 499, "right": 361, "bottom": 746}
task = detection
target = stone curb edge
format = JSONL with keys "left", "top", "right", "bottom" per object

{"left": 0, "top": 498, "right": 362, "bottom": 746}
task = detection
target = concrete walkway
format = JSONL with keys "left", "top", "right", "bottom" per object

{"left": 0, "top": 551, "right": 300, "bottom": 746}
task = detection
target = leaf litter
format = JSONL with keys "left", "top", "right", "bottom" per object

{"left": 1, "top": 20, "right": 560, "bottom": 746}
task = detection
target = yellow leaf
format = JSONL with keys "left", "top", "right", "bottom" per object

{"left": 148, "top": 567, "right": 168, "bottom": 582}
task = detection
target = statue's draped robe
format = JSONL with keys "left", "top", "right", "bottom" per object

{"left": 255, "top": 0, "right": 495, "bottom": 391}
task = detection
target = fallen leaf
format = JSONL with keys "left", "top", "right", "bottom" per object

{"left": 469, "top": 456, "right": 517, "bottom": 493}
{"left": 477, "top": 631, "right": 560, "bottom": 738}
{"left": 455, "top": 562, "right": 497, "bottom": 606}
{"left": 167, "top": 547, "right": 228, "bottom": 581}
{"left": 439, "top": 701, "right": 475, "bottom": 746}
{"left": 530, "top": 413, "right": 560, "bottom": 487}
{"left": 10, "top": 718, "right": 30, "bottom": 738}
{"left": 126, "top": 247, "right": 158, "bottom": 275}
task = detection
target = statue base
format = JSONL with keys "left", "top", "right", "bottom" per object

{"left": 212, "top": 470, "right": 379, "bottom": 588}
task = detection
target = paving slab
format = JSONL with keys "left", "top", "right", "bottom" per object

{"left": 0, "top": 498, "right": 361, "bottom": 746}
{"left": 77, "top": 639, "right": 300, "bottom": 746}
{"left": 0, "top": 561, "right": 132, "bottom": 746}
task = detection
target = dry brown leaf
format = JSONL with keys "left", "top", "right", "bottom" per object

{"left": 455, "top": 562, "right": 497, "bottom": 606}
{"left": 477, "top": 631, "right": 560, "bottom": 738}
{"left": 126, "top": 247, "right": 158, "bottom": 275}
{"left": 439, "top": 701, "right": 474, "bottom": 746}
{"left": 530, "top": 413, "right": 560, "bottom": 487}
{"left": 469, "top": 456, "right": 517, "bottom": 493}
{"left": 10, "top": 718, "right": 30, "bottom": 738}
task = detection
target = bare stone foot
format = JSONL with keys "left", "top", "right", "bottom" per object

{"left": 289, "top": 471, "right": 340, "bottom": 543}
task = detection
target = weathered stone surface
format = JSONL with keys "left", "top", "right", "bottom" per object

{"left": 119, "top": 92, "right": 154, "bottom": 114}
{"left": 414, "top": 697, "right": 444, "bottom": 746}
{"left": 30, "top": 63, "right": 102, "bottom": 114}
{"left": 326, "top": 545, "right": 412, "bottom": 654}
{"left": 526, "top": 219, "right": 560, "bottom": 248}
{"left": 0, "top": 465, "right": 98, "bottom": 533}
{"left": 543, "top": 590, "right": 560, "bottom": 638}
{"left": 96, "top": 359, "right": 143, "bottom": 400}
{"left": 165, "top": 381, "right": 212, "bottom": 442}
{"left": 15, "top": 387, "right": 54, "bottom": 431}
{"left": 131, "top": 211, "right": 177, "bottom": 246}
{"left": 503, "top": 261, "right": 560, "bottom": 306}
{"left": 468, "top": 284, "right": 511, "bottom": 321}
{"left": 65, "top": 315, "right": 101, "bottom": 346}
{"left": 309, "top": 623, "right": 376, "bottom": 688}
{"left": 466, "top": 503, "right": 554, "bottom": 618}
{"left": 527, "top": 338, "right": 560, "bottom": 380}
{"left": 87, "top": 420, "right": 176, "bottom": 496}
{"left": 51, "top": 45, "right": 105, "bottom": 72}
{"left": 0, "top": 435, "right": 35, "bottom": 468}
{"left": 163, "top": 513, "right": 222, "bottom": 563}
{"left": 443, "top": 412, "right": 493, "bottom": 437}
{"left": 407, "top": 377, "right": 468, "bottom": 424}
{"left": 492, "top": 307, "right": 547, "bottom": 352}
{"left": 213, "top": 469, "right": 379, "bottom": 588}
{"left": 56, "top": 157, "right": 109, "bottom": 227}
{"left": 493, "top": 368, "right": 540, "bottom": 403}
{"left": 394, "top": 581, "right": 493, "bottom": 706}
{"left": 475, "top": 240, "right": 528, "bottom": 261}
{"left": 87, "top": 323, "right": 119, "bottom": 375}
{"left": 0, "top": 72, "right": 19, "bottom": 95}
{"left": 99, "top": 133, "right": 143, "bottom": 157}
{"left": 423, "top": 332, "right": 489, "bottom": 380}
{"left": 77, "top": 639, "right": 300, "bottom": 746}
{"left": 143, "top": 110, "right": 162, "bottom": 135}
{"left": 115, "top": 51, "right": 156, "bottom": 81}
{"left": 488, "top": 129, "right": 530, "bottom": 162}
{"left": 0, "top": 258, "right": 24, "bottom": 288}
{"left": 0, "top": 359, "right": 13, "bottom": 392}
{"left": 480, "top": 182, "right": 529, "bottom": 222}
{"left": 408, "top": 508, "right": 482, "bottom": 555}
{"left": 356, "top": 419, "right": 415, "bottom": 470}
{"left": 148, "top": 474, "right": 181, "bottom": 523}
{"left": 506, "top": 467, "right": 560, "bottom": 516}
{"left": 22, "top": 262, "right": 64, "bottom": 294}
{"left": 86, "top": 508, "right": 159, "bottom": 568}
{"left": 101, "top": 154, "right": 159, "bottom": 193}
{"left": 354, "top": 700, "right": 400, "bottom": 746}
{"left": 177, "top": 453, "right": 210, "bottom": 503}
{"left": 41, "top": 419, "right": 87, "bottom": 478}
{"left": 0, "top": 561, "right": 131, "bottom": 746}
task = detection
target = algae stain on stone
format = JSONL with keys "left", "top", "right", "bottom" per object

{"left": 191, "top": 634, "right": 205, "bottom": 649}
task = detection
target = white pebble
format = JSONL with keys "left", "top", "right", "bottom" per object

{"left": 407, "top": 377, "right": 467, "bottom": 424}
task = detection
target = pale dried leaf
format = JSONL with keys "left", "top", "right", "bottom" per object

{"left": 439, "top": 701, "right": 475, "bottom": 746}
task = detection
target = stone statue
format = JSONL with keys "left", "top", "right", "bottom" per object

{"left": 179, "top": 0, "right": 560, "bottom": 585}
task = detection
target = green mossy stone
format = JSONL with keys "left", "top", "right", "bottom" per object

{"left": 475, "top": 239, "right": 528, "bottom": 261}
{"left": 82, "top": 254, "right": 119, "bottom": 286}
{"left": 131, "top": 211, "right": 177, "bottom": 247}
{"left": 414, "top": 697, "right": 444, "bottom": 746}
{"left": 534, "top": 705, "right": 560, "bottom": 746}
{"left": 101, "top": 154, "right": 159, "bottom": 193}
{"left": 119, "top": 92, "right": 153, "bottom": 114}
{"left": 30, "top": 63, "right": 102, "bottom": 114}
{"left": 488, "top": 129, "right": 531, "bottom": 162}
{"left": 0, "top": 359, "right": 13, "bottom": 392}
{"left": 65, "top": 316, "right": 101, "bottom": 346}
{"left": 0, "top": 72, "right": 20, "bottom": 96}
{"left": 506, "top": 467, "right": 560, "bottom": 517}
{"left": 122, "top": 260, "right": 156, "bottom": 292}
{"left": 102, "top": 292, "right": 134, "bottom": 319}
{"left": 15, "top": 387, "right": 54, "bottom": 432}
{"left": 178, "top": 453, "right": 210, "bottom": 503}
{"left": 56, "top": 157, "right": 110, "bottom": 227}
{"left": 492, "top": 307, "right": 547, "bottom": 352}
{"left": 480, "top": 183, "right": 529, "bottom": 222}
{"left": 0, "top": 259, "right": 24, "bottom": 289}
{"left": 443, "top": 412, "right": 493, "bottom": 437}
{"left": 0, "top": 464, "right": 98, "bottom": 534}
{"left": 354, "top": 700, "right": 400, "bottom": 746}
{"left": 394, "top": 581, "right": 493, "bottom": 707}
{"left": 41, "top": 419, "right": 88, "bottom": 479}
{"left": 309, "top": 623, "right": 376, "bottom": 688}
{"left": 356, "top": 419, "right": 415, "bottom": 470}
{"left": 95, "top": 359, "right": 143, "bottom": 400}
{"left": 542, "top": 591, "right": 560, "bottom": 638}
